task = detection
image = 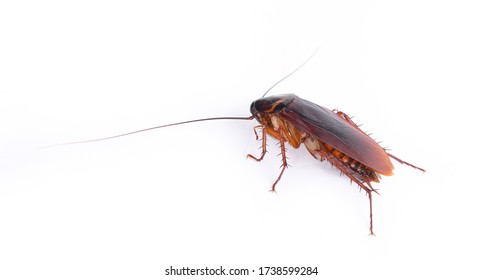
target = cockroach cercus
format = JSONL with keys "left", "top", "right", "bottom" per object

{"left": 49, "top": 54, "right": 425, "bottom": 235}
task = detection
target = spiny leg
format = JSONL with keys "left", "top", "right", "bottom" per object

{"left": 334, "top": 110, "right": 367, "bottom": 134}
{"left": 347, "top": 177, "right": 377, "bottom": 235}
{"left": 367, "top": 187, "right": 374, "bottom": 236}
{"left": 251, "top": 125, "right": 263, "bottom": 140}
{"left": 319, "top": 148, "right": 377, "bottom": 235}
{"left": 387, "top": 152, "right": 426, "bottom": 172}
{"left": 247, "top": 126, "right": 267, "bottom": 162}
{"left": 270, "top": 129, "right": 289, "bottom": 192}
{"left": 333, "top": 110, "right": 353, "bottom": 122}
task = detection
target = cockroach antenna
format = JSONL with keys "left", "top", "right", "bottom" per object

{"left": 261, "top": 47, "right": 320, "bottom": 98}
{"left": 43, "top": 49, "right": 319, "bottom": 149}
{"left": 41, "top": 116, "right": 254, "bottom": 148}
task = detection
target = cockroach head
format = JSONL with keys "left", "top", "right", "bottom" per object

{"left": 250, "top": 94, "right": 295, "bottom": 121}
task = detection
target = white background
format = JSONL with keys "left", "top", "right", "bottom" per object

{"left": 1, "top": 1, "right": 482, "bottom": 279}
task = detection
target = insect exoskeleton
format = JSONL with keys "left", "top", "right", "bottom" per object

{"left": 249, "top": 94, "right": 391, "bottom": 188}
{"left": 248, "top": 94, "right": 424, "bottom": 235}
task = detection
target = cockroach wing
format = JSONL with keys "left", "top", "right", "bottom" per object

{"left": 282, "top": 95, "right": 394, "bottom": 175}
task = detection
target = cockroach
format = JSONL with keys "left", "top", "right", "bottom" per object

{"left": 49, "top": 54, "right": 425, "bottom": 235}
{"left": 248, "top": 93, "right": 425, "bottom": 235}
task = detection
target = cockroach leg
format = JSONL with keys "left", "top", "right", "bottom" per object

{"left": 318, "top": 147, "right": 377, "bottom": 235}
{"left": 270, "top": 128, "right": 289, "bottom": 192}
{"left": 334, "top": 110, "right": 367, "bottom": 134}
{"left": 247, "top": 126, "right": 268, "bottom": 162}
{"left": 387, "top": 153, "right": 426, "bottom": 172}
{"left": 333, "top": 110, "right": 350, "bottom": 120}
{"left": 367, "top": 188, "right": 375, "bottom": 236}
{"left": 252, "top": 125, "right": 264, "bottom": 140}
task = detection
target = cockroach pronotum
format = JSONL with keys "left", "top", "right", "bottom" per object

{"left": 49, "top": 53, "right": 425, "bottom": 235}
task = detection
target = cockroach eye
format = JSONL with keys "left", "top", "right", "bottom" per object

{"left": 250, "top": 100, "right": 257, "bottom": 116}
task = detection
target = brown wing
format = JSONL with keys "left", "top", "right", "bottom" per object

{"left": 281, "top": 95, "right": 394, "bottom": 175}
